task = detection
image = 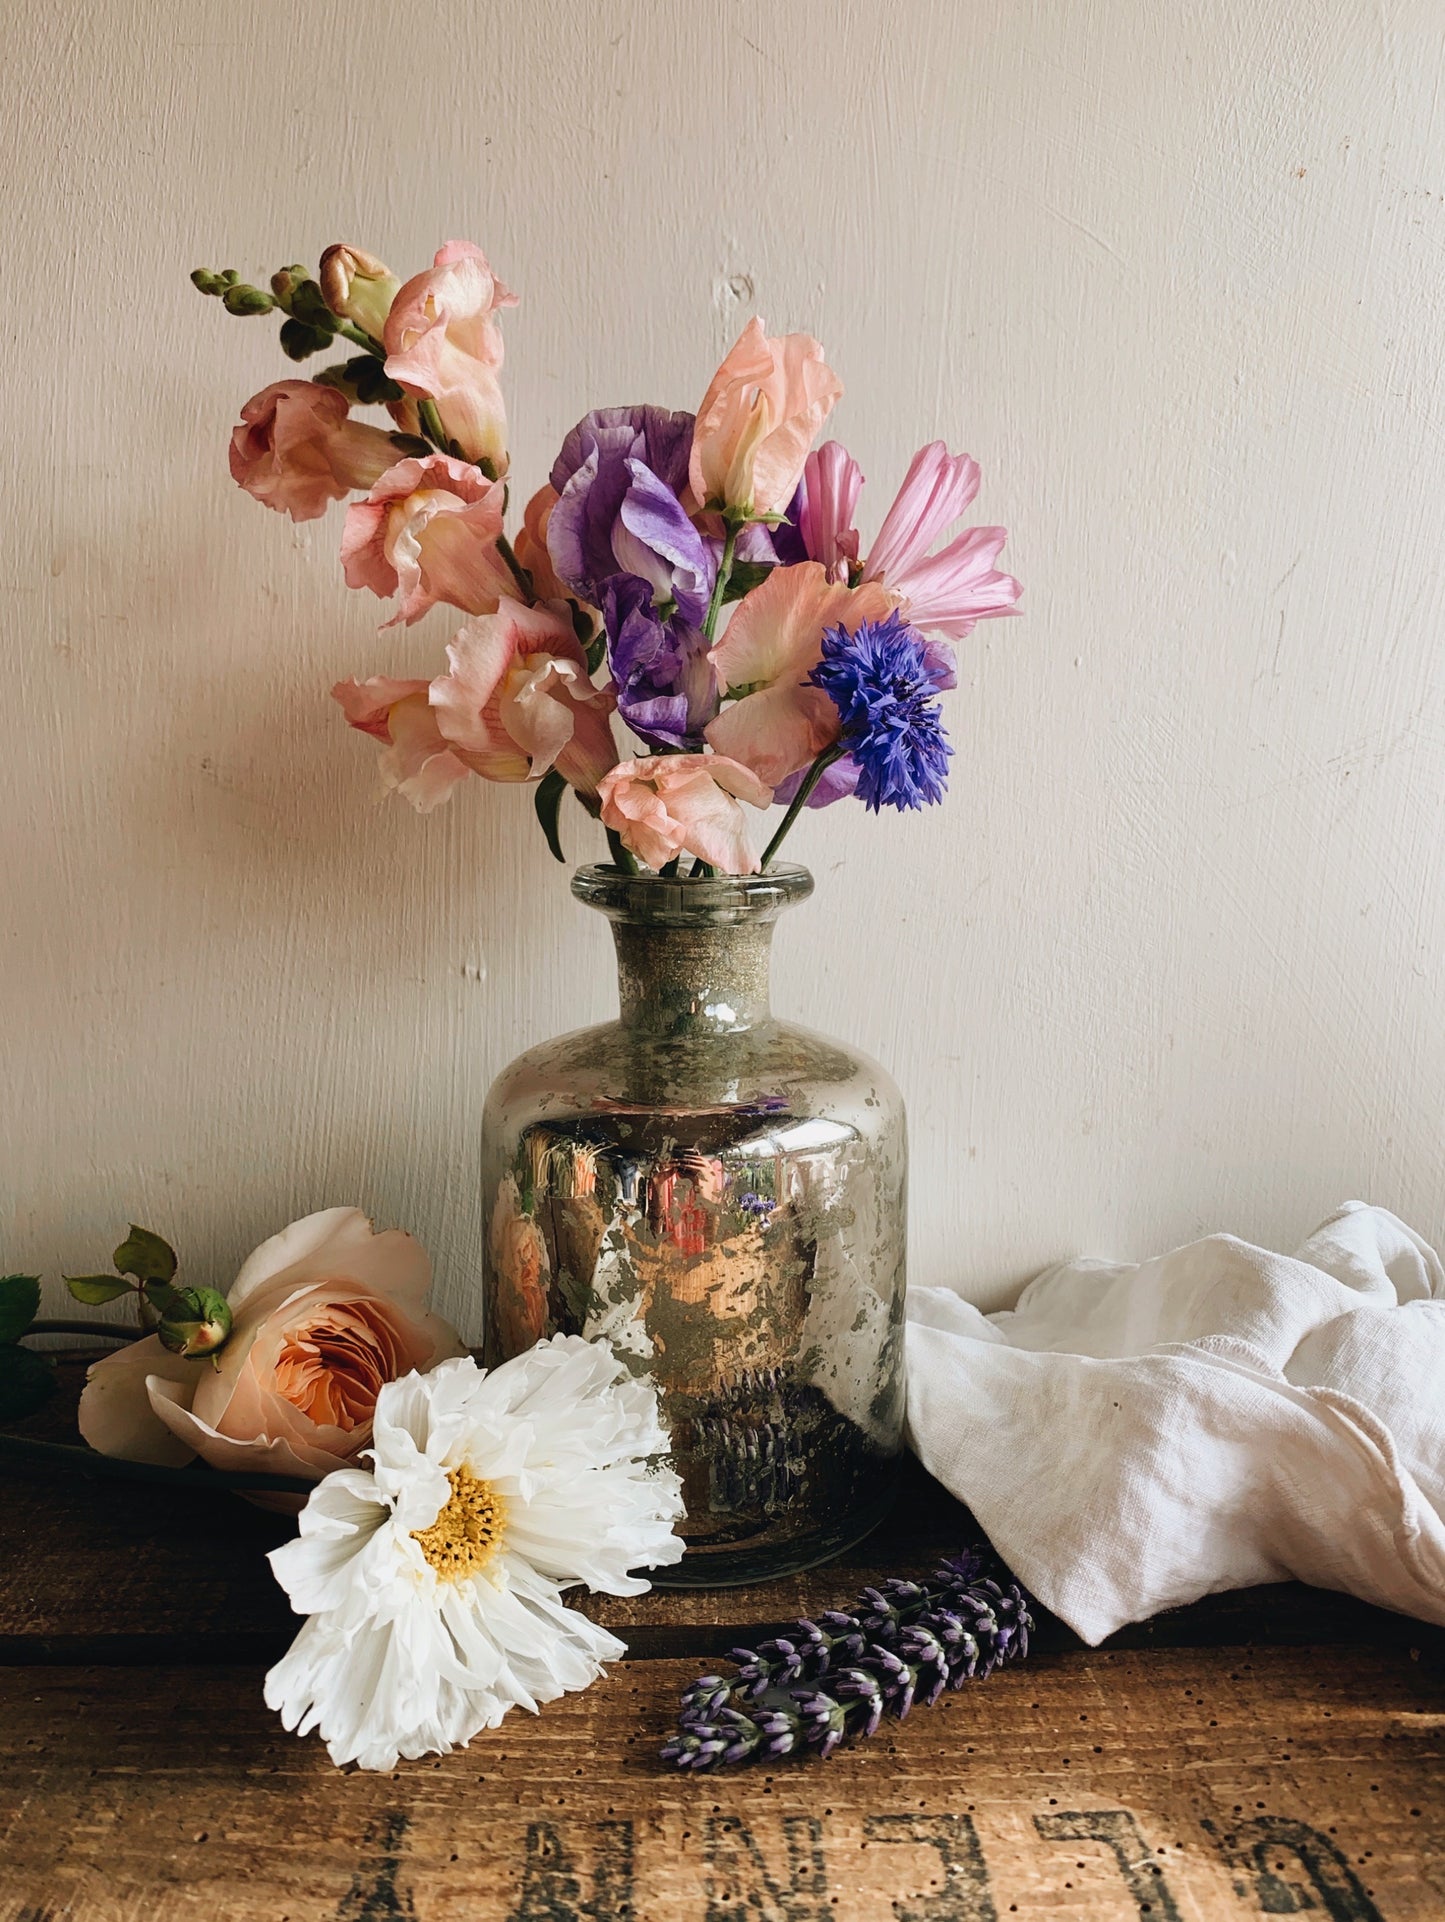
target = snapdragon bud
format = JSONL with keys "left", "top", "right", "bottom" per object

{"left": 221, "top": 282, "right": 276, "bottom": 316}
{"left": 319, "top": 244, "right": 400, "bottom": 341}
{"left": 190, "top": 268, "right": 227, "bottom": 296}
{"left": 153, "top": 1285, "right": 233, "bottom": 1359}
{"left": 270, "top": 263, "right": 311, "bottom": 305}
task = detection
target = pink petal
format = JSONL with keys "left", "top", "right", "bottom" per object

{"left": 710, "top": 563, "right": 887, "bottom": 694}
{"left": 704, "top": 681, "right": 840, "bottom": 787}
{"left": 77, "top": 1337, "right": 201, "bottom": 1468}
{"left": 889, "top": 526, "right": 1021, "bottom": 639}
{"left": 864, "top": 442, "right": 981, "bottom": 584}
{"left": 799, "top": 442, "right": 864, "bottom": 574}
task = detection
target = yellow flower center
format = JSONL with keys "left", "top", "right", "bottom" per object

{"left": 411, "top": 1467, "right": 508, "bottom": 1582}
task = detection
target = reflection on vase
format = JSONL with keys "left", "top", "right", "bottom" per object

{"left": 480, "top": 864, "right": 907, "bottom": 1586}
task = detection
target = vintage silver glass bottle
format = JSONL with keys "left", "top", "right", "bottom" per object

{"left": 480, "top": 863, "right": 907, "bottom": 1585}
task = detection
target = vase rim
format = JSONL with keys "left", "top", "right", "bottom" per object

{"left": 572, "top": 862, "right": 814, "bottom": 927}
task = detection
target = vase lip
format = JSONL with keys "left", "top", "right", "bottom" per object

{"left": 572, "top": 862, "right": 814, "bottom": 927}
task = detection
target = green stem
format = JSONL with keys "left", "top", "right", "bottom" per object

{"left": 688, "top": 859, "right": 716, "bottom": 878}
{"left": 606, "top": 827, "right": 639, "bottom": 874}
{"left": 338, "top": 320, "right": 386, "bottom": 358}
{"left": 702, "top": 523, "right": 740, "bottom": 645}
{"left": 496, "top": 530, "right": 534, "bottom": 600}
{"left": 759, "top": 746, "right": 843, "bottom": 871}
{"left": 417, "top": 398, "right": 449, "bottom": 449}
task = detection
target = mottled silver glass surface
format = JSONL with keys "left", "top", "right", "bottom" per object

{"left": 480, "top": 863, "right": 907, "bottom": 1585}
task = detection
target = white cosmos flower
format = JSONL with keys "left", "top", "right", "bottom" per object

{"left": 263, "top": 1336, "right": 685, "bottom": 1770}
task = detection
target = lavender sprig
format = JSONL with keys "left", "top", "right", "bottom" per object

{"left": 661, "top": 1546, "right": 1033, "bottom": 1770}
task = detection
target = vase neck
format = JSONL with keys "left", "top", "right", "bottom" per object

{"left": 611, "top": 920, "right": 775, "bottom": 1038}
{"left": 571, "top": 862, "right": 815, "bottom": 1043}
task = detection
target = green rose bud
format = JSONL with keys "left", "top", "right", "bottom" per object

{"left": 222, "top": 282, "right": 276, "bottom": 317}
{"left": 153, "top": 1285, "right": 232, "bottom": 1359}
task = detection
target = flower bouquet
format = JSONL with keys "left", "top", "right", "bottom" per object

{"left": 196, "top": 239, "right": 1020, "bottom": 868}
{"left": 195, "top": 236, "right": 1024, "bottom": 1593}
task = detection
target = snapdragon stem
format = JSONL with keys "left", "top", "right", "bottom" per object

{"left": 702, "top": 523, "right": 739, "bottom": 644}
{"left": 338, "top": 321, "right": 386, "bottom": 358}
{"left": 759, "top": 746, "right": 843, "bottom": 871}
{"left": 417, "top": 398, "right": 450, "bottom": 450}
{"left": 496, "top": 530, "right": 533, "bottom": 600}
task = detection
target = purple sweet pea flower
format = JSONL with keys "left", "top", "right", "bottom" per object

{"left": 602, "top": 576, "right": 718, "bottom": 750}
{"left": 548, "top": 407, "right": 714, "bottom": 622}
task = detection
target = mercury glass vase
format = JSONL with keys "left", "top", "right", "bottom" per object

{"left": 480, "top": 862, "right": 907, "bottom": 1586}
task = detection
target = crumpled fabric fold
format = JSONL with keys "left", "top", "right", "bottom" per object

{"left": 905, "top": 1201, "right": 1445, "bottom": 1643}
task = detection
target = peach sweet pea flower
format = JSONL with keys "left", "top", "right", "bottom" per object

{"left": 689, "top": 319, "right": 842, "bottom": 519}
{"left": 704, "top": 563, "right": 897, "bottom": 786}
{"left": 331, "top": 676, "right": 474, "bottom": 812}
{"left": 384, "top": 240, "right": 517, "bottom": 475}
{"left": 77, "top": 1209, "right": 466, "bottom": 1500}
{"left": 229, "top": 380, "right": 398, "bottom": 522}
{"left": 430, "top": 598, "right": 618, "bottom": 796}
{"left": 340, "top": 454, "right": 513, "bottom": 627}
{"left": 597, "top": 754, "right": 772, "bottom": 874}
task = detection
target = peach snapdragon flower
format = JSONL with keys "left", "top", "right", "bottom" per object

{"left": 229, "top": 381, "right": 398, "bottom": 522}
{"left": 597, "top": 754, "right": 772, "bottom": 873}
{"left": 340, "top": 454, "right": 513, "bottom": 626}
{"left": 384, "top": 241, "right": 516, "bottom": 475}
{"left": 429, "top": 598, "right": 618, "bottom": 796}
{"left": 331, "top": 676, "right": 474, "bottom": 812}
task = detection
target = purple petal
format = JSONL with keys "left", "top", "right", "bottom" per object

{"left": 771, "top": 756, "right": 862, "bottom": 809}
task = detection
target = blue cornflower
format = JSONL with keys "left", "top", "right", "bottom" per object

{"left": 807, "top": 611, "right": 953, "bottom": 812}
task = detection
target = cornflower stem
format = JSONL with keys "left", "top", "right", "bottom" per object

{"left": 759, "top": 746, "right": 843, "bottom": 871}
{"left": 702, "top": 522, "right": 740, "bottom": 644}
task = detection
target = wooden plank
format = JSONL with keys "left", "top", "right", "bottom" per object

{"left": 1, "top": 1646, "right": 1441, "bottom": 1920}
{"left": 7, "top": 1361, "right": 1441, "bottom": 1661}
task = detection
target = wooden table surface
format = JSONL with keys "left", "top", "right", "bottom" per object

{"left": 2, "top": 1361, "right": 1443, "bottom": 1921}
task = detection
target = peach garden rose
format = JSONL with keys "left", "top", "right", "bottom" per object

{"left": 78, "top": 1208, "right": 465, "bottom": 1498}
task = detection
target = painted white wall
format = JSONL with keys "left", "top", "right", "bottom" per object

{"left": 6, "top": 0, "right": 1445, "bottom": 1333}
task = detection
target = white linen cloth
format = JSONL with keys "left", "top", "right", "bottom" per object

{"left": 905, "top": 1202, "right": 1445, "bottom": 1643}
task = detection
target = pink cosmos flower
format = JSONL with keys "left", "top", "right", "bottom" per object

{"left": 704, "top": 563, "right": 897, "bottom": 786}
{"left": 429, "top": 598, "right": 618, "bottom": 796}
{"left": 862, "top": 441, "right": 1021, "bottom": 639}
{"left": 798, "top": 441, "right": 864, "bottom": 579}
{"left": 229, "top": 380, "right": 398, "bottom": 522}
{"left": 332, "top": 676, "right": 474, "bottom": 812}
{"left": 77, "top": 1208, "right": 466, "bottom": 1503}
{"left": 597, "top": 755, "right": 772, "bottom": 874}
{"left": 340, "top": 455, "right": 513, "bottom": 627}
{"left": 689, "top": 319, "right": 842, "bottom": 519}
{"left": 384, "top": 241, "right": 517, "bottom": 475}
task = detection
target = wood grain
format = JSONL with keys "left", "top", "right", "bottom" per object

{"left": 1, "top": 1646, "right": 1442, "bottom": 1921}
{"left": 7, "top": 1370, "right": 1444, "bottom": 1917}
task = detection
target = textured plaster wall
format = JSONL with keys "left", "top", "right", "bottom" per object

{"left": 6, "top": 0, "right": 1445, "bottom": 1333}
